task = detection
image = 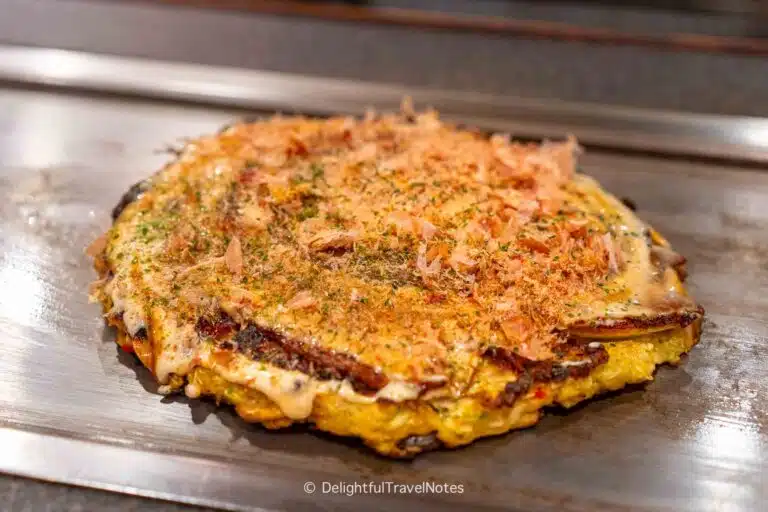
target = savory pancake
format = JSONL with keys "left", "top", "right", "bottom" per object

{"left": 88, "top": 107, "right": 703, "bottom": 457}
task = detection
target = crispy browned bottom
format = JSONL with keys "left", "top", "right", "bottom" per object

{"left": 112, "top": 319, "right": 701, "bottom": 457}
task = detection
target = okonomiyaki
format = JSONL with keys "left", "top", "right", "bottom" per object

{"left": 87, "top": 107, "right": 703, "bottom": 457}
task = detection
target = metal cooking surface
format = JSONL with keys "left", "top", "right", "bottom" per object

{"left": 0, "top": 88, "right": 766, "bottom": 511}
{"left": 2, "top": 46, "right": 768, "bottom": 164}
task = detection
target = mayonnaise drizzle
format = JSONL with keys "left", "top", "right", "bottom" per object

{"left": 106, "top": 287, "right": 429, "bottom": 419}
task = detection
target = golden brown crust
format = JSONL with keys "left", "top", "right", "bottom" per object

{"left": 109, "top": 314, "right": 701, "bottom": 457}
{"left": 89, "top": 109, "right": 704, "bottom": 456}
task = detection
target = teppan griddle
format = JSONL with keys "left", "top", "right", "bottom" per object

{"left": 0, "top": 45, "right": 765, "bottom": 512}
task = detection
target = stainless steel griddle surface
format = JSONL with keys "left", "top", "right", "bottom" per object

{"left": 0, "top": 87, "right": 766, "bottom": 512}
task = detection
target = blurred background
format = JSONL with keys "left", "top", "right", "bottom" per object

{"left": 2, "top": 0, "right": 768, "bottom": 116}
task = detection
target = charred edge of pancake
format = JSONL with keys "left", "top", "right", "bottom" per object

{"left": 112, "top": 179, "right": 152, "bottom": 221}
{"left": 196, "top": 312, "right": 389, "bottom": 394}
{"left": 567, "top": 306, "right": 704, "bottom": 336}
{"left": 395, "top": 432, "right": 442, "bottom": 456}
{"left": 620, "top": 197, "right": 638, "bottom": 211}
{"left": 691, "top": 315, "right": 703, "bottom": 342}
{"left": 483, "top": 343, "right": 609, "bottom": 407}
